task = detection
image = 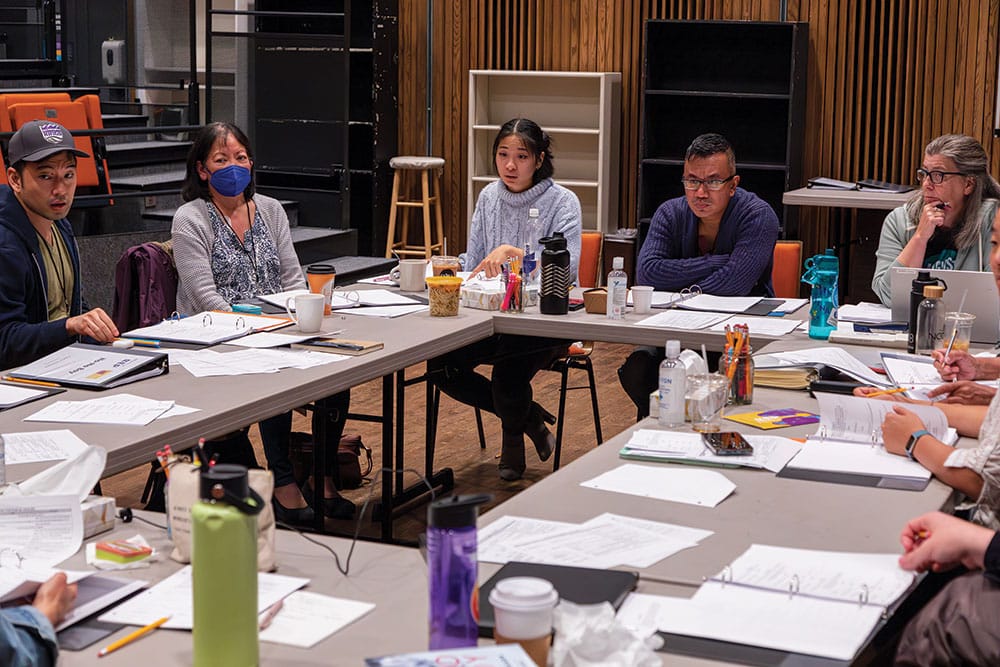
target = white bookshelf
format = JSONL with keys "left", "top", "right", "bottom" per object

{"left": 467, "top": 70, "right": 621, "bottom": 234}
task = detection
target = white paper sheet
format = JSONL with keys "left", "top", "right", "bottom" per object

{"left": 811, "top": 393, "right": 954, "bottom": 445}
{"left": 0, "top": 494, "right": 82, "bottom": 568}
{"left": 477, "top": 516, "right": 579, "bottom": 564}
{"left": 257, "top": 289, "right": 311, "bottom": 309}
{"left": 25, "top": 394, "right": 175, "bottom": 425}
{"left": 98, "top": 565, "right": 309, "bottom": 629}
{"left": 16, "top": 445, "right": 106, "bottom": 502}
{"left": 838, "top": 302, "right": 895, "bottom": 324}
{"left": 0, "top": 429, "right": 89, "bottom": 464}
{"left": 679, "top": 294, "right": 762, "bottom": 313}
{"left": 340, "top": 304, "right": 429, "bottom": 318}
{"left": 634, "top": 310, "right": 729, "bottom": 330}
{"left": 0, "top": 384, "right": 50, "bottom": 408}
{"left": 771, "top": 298, "right": 809, "bottom": 314}
{"left": 227, "top": 330, "right": 338, "bottom": 348}
{"left": 710, "top": 315, "right": 801, "bottom": 337}
{"left": 355, "top": 289, "right": 423, "bottom": 306}
{"left": 580, "top": 464, "right": 736, "bottom": 507}
{"left": 258, "top": 591, "right": 375, "bottom": 648}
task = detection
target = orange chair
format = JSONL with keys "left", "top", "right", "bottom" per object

{"left": 7, "top": 95, "right": 112, "bottom": 197}
{"left": 772, "top": 240, "right": 803, "bottom": 298}
{"left": 0, "top": 92, "right": 70, "bottom": 132}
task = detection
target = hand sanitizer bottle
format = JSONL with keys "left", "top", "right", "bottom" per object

{"left": 606, "top": 256, "right": 628, "bottom": 320}
{"left": 658, "top": 340, "right": 686, "bottom": 427}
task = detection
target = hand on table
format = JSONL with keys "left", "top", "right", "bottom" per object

{"left": 472, "top": 244, "right": 524, "bottom": 278}
{"left": 899, "top": 511, "right": 994, "bottom": 572}
{"left": 932, "top": 349, "right": 977, "bottom": 381}
{"left": 881, "top": 405, "right": 927, "bottom": 456}
{"left": 66, "top": 307, "right": 119, "bottom": 343}
{"left": 926, "top": 381, "right": 997, "bottom": 405}
{"left": 32, "top": 572, "right": 77, "bottom": 627}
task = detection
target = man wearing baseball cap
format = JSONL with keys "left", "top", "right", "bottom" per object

{"left": 0, "top": 120, "right": 118, "bottom": 369}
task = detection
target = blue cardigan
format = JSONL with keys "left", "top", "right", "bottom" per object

{"left": 0, "top": 185, "right": 82, "bottom": 370}
{"left": 636, "top": 187, "right": 779, "bottom": 297}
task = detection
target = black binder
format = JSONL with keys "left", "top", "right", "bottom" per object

{"left": 477, "top": 561, "right": 638, "bottom": 638}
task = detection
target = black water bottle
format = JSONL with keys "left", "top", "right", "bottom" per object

{"left": 907, "top": 271, "right": 946, "bottom": 353}
{"left": 539, "top": 233, "right": 570, "bottom": 314}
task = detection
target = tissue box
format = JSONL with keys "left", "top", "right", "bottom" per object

{"left": 460, "top": 283, "right": 505, "bottom": 310}
{"left": 82, "top": 495, "right": 117, "bottom": 538}
{"left": 583, "top": 288, "right": 607, "bottom": 314}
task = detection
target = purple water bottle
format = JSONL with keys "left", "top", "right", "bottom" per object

{"left": 427, "top": 494, "right": 492, "bottom": 649}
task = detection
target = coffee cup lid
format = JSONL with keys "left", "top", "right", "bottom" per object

{"left": 488, "top": 577, "right": 559, "bottom": 611}
{"left": 307, "top": 263, "right": 336, "bottom": 274}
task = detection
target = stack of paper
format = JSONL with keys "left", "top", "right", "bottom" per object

{"left": 619, "top": 430, "right": 802, "bottom": 472}
{"left": 477, "top": 513, "right": 712, "bottom": 568}
{"left": 616, "top": 544, "right": 915, "bottom": 662}
{"left": 755, "top": 347, "right": 888, "bottom": 386}
{"left": 25, "top": 393, "right": 182, "bottom": 425}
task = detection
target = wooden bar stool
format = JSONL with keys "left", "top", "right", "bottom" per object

{"left": 385, "top": 156, "right": 446, "bottom": 258}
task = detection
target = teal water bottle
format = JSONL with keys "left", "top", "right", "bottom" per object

{"left": 801, "top": 248, "right": 839, "bottom": 340}
{"left": 192, "top": 464, "right": 263, "bottom": 667}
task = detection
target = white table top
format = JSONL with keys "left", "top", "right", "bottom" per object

{"left": 783, "top": 186, "right": 913, "bottom": 210}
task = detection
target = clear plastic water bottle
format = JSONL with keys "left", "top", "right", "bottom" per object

{"left": 606, "top": 256, "right": 628, "bottom": 320}
{"left": 659, "top": 340, "right": 686, "bottom": 427}
{"left": 427, "top": 493, "right": 492, "bottom": 650}
{"left": 915, "top": 285, "right": 946, "bottom": 355}
{"left": 801, "top": 248, "right": 839, "bottom": 340}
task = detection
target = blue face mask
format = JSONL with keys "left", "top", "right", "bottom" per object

{"left": 209, "top": 164, "right": 252, "bottom": 197}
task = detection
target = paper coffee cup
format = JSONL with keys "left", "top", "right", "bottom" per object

{"left": 489, "top": 577, "right": 558, "bottom": 666}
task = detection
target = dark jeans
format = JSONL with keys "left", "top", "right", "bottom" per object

{"left": 259, "top": 389, "right": 351, "bottom": 488}
{"left": 427, "top": 334, "right": 568, "bottom": 435}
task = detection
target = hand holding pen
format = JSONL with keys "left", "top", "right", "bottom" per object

{"left": 898, "top": 511, "right": 993, "bottom": 573}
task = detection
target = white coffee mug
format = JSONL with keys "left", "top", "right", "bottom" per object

{"left": 391, "top": 259, "right": 428, "bottom": 292}
{"left": 285, "top": 293, "right": 325, "bottom": 333}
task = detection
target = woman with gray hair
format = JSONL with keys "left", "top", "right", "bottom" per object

{"left": 871, "top": 133, "right": 1000, "bottom": 305}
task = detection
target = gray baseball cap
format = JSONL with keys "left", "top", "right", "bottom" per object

{"left": 8, "top": 120, "right": 89, "bottom": 164}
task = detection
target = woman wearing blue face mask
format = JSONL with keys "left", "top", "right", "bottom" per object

{"left": 172, "top": 122, "right": 354, "bottom": 526}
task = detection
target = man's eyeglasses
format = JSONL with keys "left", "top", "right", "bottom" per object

{"left": 681, "top": 175, "right": 736, "bottom": 191}
{"left": 916, "top": 168, "right": 967, "bottom": 185}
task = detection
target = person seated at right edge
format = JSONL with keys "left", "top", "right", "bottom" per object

{"left": 172, "top": 122, "right": 354, "bottom": 525}
{"left": 894, "top": 511, "right": 1000, "bottom": 665}
{"left": 871, "top": 133, "right": 1000, "bottom": 306}
{"left": 429, "top": 118, "right": 581, "bottom": 482}
{"left": 617, "top": 133, "right": 779, "bottom": 418}
{"left": 852, "top": 208, "right": 1000, "bottom": 529}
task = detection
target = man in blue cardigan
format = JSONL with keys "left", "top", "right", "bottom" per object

{"left": 0, "top": 120, "right": 118, "bottom": 370}
{"left": 619, "top": 133, "right": 779, "bottom": 417}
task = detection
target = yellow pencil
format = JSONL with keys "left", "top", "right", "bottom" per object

{"left": 97, "top": 616, "right": 170, "bottom": 657}
{"left": 866, "top": 387, "right": 908, "bottom": 398}
{"left": 1, "top": 375, "right": 59, "bottom": 388}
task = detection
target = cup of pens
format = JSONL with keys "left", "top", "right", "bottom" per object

{"left": 500, "top": 258, "right": 524, "bottom": 313}
{"left": 721, "top": 324, "right": 754, "bottom": 405}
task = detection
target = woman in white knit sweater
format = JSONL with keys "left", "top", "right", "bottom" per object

{"left": 172, "top": 122, "right": 353, "bottom": 524}
{"left": 432, "top": 118, "right": 582, "bottom": 481}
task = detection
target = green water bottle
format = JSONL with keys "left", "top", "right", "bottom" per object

{"left": 192, "top": 464, "right": 263, "bottom": 667}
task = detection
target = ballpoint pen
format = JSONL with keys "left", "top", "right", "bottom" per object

{"left": 318, "top": 341, "right": 365, "bottom": 351}
{"left": 258, "top": 598, "right": 284, "bottom": 630}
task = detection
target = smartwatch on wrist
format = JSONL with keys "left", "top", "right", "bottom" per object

{"left": 905, "top": 429, "right": 931, "bottom": 461}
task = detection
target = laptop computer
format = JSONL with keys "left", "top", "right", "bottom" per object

{"left": 889, "top": 267, "right": 1000, "bottom": 344}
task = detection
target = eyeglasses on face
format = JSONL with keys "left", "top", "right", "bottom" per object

{"left": 681, "top": 174, "right": 736, "bottom": 191}
{"left": 916, "top": 168, "right": 967, "bottom": 185}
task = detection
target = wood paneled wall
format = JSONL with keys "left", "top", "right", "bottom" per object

{"left": 397, "top": 0, "right": 1000, "bottom": 258}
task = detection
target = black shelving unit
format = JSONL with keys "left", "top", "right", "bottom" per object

{"left": 638, "top": 20, "right": 807, "bottom": 239}
{"left": 204, "top": 0, "right": 397, "bottom": 255}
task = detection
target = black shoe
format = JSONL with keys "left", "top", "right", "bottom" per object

{"left": 526, "top": 404, "right": 556, "bottom": 462}
{"left": 271, "top": 497, "right": 315, "bottom": 527}
{"left": 499, "top": 431, "right": 526, "bottom": 481}
{"left": 302, "top": 480, "right": 357, "bottom": 520}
